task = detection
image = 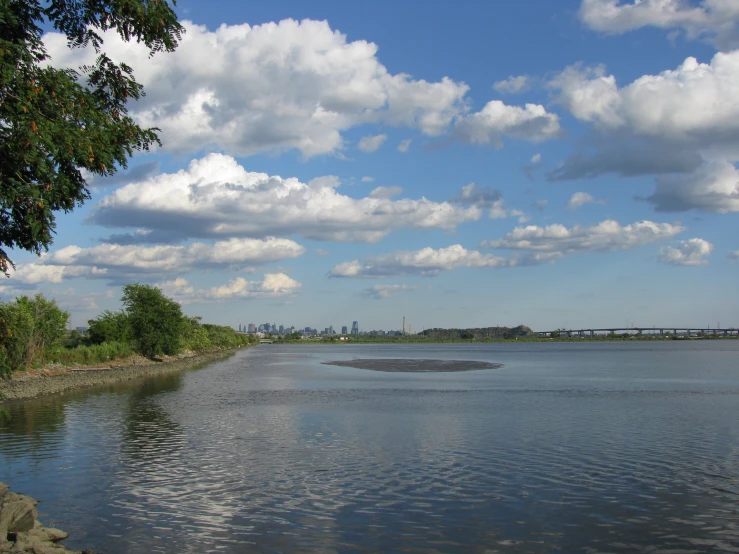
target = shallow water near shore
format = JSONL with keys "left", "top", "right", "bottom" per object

{"left": 2, "top": 341, "right": 739, "bottom": 553}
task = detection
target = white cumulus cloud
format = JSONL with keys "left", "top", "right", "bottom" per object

{"left": 43, "top": 19, "right": 474, "bottom": 157}
{"left": 455, "top": 101, "right": 562, "bottom": 146}
{"left": 482, "top": 219, "right": 684, "bottom": 261}
{"left": 397, "top": 138, "right": 412, "bottom": 152}
{"left": 659, "top": 238, "right": 713, "bottom": 266}
{"left": 159, "top": 273, "right": 301, "bottom": 303}
{"left": 7, "top": 237, "right": 304, "bottom": 285}
{"left": 568, "top": 192, "right": 608, "bottom": 209}
{"left": 329, "top": 244, "right": 512, "bottom": 278}
{"left": 579, "top": 0, "right": 739, "bottom": 50}
{"left": 90, "top": 153, "right": 482, "bottom": 243}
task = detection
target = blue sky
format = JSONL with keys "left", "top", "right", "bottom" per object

{"left": 5, "top": 0, "right": 739, "bottom": 331}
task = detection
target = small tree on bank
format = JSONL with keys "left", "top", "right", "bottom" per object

{"left": 0, "top": 293, "right": 68, "bottom": 375}
{"left": 122, "top": 283, "right": 183, "bottom": 358}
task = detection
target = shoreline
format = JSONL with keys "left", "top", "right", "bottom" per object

{"left": 0, "top": 348, "right": 244, "bottom": 401}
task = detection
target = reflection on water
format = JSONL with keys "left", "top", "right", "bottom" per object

{"left": 2, "top": 342, "right": 739, "bottom": 553}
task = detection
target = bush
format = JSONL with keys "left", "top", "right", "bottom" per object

{"left": 87, "top": 310, "right": 131, "bottom": 345}
{"left": 0, "top": 294, "right": 68, "bottom": 375}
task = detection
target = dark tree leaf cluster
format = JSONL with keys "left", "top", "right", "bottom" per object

{"left": 0, "top": 0, "right": 182, "bottom": 273}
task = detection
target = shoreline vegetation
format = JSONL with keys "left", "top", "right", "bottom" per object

{"left": 0, "top": 285, "right": 256, "bottom": 403}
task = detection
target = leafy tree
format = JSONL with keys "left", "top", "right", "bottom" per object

{"left": 460, "top": 330, "right": 474, "bottom": 340}
{"left": 0, "top": 0, "right": 183, "bottom": 273}
{"left": 87, "top": 309, "right": 130, "bottom": 344}
{"left": 0, "top": 293, "right": 68, "bottom": 375}
{"left": 121, "top": 283, "right": 183, "bottom": 357}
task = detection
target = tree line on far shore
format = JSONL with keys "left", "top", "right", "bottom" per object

{"left": 0, "top": 283, "right": 254, "bottom": 378}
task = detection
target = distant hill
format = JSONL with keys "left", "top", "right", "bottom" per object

{"left": 419, "top": 325, "right": 534, "bottom": 340}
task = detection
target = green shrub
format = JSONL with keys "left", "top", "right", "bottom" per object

{"left": 46, "top": 341, "right": 134, "bottom": 366}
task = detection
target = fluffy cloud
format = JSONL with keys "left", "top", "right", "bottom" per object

{"left": 42, "top": 19, "right": 475, "bottom": 157}
{"left": 455, "top": 101, "right": 562, "bottom": 146}
{"left": 358, "top": 134, "right": 387, "bottom": 152}
{"left": 482, "top": 219, "right": 683, "bottom": 260}
{"left": 360, "top": 284, "right": 422, "bottom": 300}
{"left": 369, "top": 186, "right": 403, "bottom": 199}
{"left": 729, "top": 250, "right": 739, "bottom": 261}
{"left": 645, "top": 161, "right": 739, "bottom": 212}
{"left": 493, "top": 75, "right": 533, "bottom": 94}
{"left": 659, "top": 238, "right": 713, "bottom": 266}
{"left": 579, "top": 0, "right": 739, "bottom": 50}
{"left": 550, "top": 53, "right": 739, "bottom": 144}
{"left": 329, "top": 245, "right": 511, "bottom": 278}
{"left": 90, "top": 154, "right": 482, "bottom": 243}
{"left": 7, "top": 237, "right": 304, "bottom": 285}
{"left": 160, "top": 273, "right": 301, "bottom": 303}
{"left": 568, "top": 192, "right": 607, "bottom": 209}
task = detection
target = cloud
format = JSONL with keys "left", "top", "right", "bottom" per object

{"left": 482, "top": 219, "right": 683, "bottom": 261}
{"left": 89, "top": 153, "right": 482, "bottom": 243}
{"left": 397, "top": 138, "right": 412, "bottom": 152}
{"left": 369, "top": 186, "right": 403, "bottom": 199}
{"left": 160, "top": 273, "right": 301, "bottom": 304}
{"left": 360, "top": 284, "right": 422, "bottom": 300}
{"left": 567, "top": 192, "right": 607, "bottom": 209}
{"left": 455, "top": 101, "right": 562, "bottom": 146}
{"left": 315, "top": 248, "right": 331, "bottom": 256}
{"left": 729, "top": 250, "right": 739, "bottom": 261}
{"left": 493, "top": 75, "right": 533, "bottom": 94}
{"left": 87, "top": 161, "right": 161, "bottom": 188}
{"left": 522, "top": 152, "right": 543, "bottom": 180}
{"left": 645, "top": 161, "right": 739, "bottom": 213}
{"left": 329, "top": 244, "right": 512, "bottom": 278}
{"left": 361, "top": 176, "right": 375, "bottom": 183}
{"left": 7, "top": 237, "right": 305, "bottom": 285}
{"left": 532, "top": 199, "right": 549, "bottom": 211}
{"left": 451, "top": 183, "right": 502, "bottom": 207}
{"left": 43, "top": 19, "right": 474, "bottom": 158}
{"left": 547, "top": 135, "right": 704, "bottom": 180}
{"left": 549, "top": 53, "right": 739, "bottom": 146}
{"left": 358, "top": 134, "right": 387, "bottom": 152}
{"left": 579, "top": 0, "right": 739, "bottom": 50}
{"left": 659, "top": 238, "right": 713, "bottom": 266}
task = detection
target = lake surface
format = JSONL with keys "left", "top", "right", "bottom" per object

{"left": 2, "top": 342, "right": 739, "bottom": 553}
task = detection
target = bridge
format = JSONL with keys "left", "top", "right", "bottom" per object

{"left": 537, "top": 327, "right": 739, "bottom": 337}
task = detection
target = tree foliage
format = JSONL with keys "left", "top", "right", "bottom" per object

{"left": 0, "top": 293, "right": 68, "bottom": 375}
{"left": 122, "top": 283, "right": 183, "bottom": 357}
{"left": 0, "top": 0, "right": 182, "bottom": 272}
{"left": 87, "top": 308, "right": 130, "bottom": 344}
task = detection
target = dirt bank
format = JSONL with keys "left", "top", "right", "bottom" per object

{"left": 0, "top": 349, "right": 243, "bottom": 401}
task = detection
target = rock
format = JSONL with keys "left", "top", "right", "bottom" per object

{"left": 0, "top": 495, "right": 38, "bottom": 533}
{"left": 0, "top": 483, "right": 8, "bottom": 503}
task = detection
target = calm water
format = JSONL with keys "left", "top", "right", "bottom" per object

{"left": 2, "top": 342, "right": 739, "bottom": 553}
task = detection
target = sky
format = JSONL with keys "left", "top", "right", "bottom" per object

{"left": 4, "top": 0, "right": 739, "bottom": 332}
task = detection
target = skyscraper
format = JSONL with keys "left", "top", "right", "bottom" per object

{"left": 248, "top": 323, "right": 256, "bottom": 333}
{"left": 351, "top": 321, "right": 359, "bottom": 334}
{"left": 342, "top": 326, "right": 348, "bottom": 335}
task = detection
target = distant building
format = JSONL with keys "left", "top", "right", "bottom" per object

{"left": 279, "top": 325, "right": 285, "bottom": 334}
{"left": 342, "top": 326, "right": 348, "bottom": 335}
{"left": 351, "top": 321, "right": 359, "bottom": 334}
{"left": 248, "top": 323, "right": 256, "bottom": 333}
{"left": 75, "top": 326, "right": 88, "bottom": 335}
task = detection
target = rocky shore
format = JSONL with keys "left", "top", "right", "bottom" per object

{"left": 0, "top": 349, "right": 240, "bottom": 401}
{"left": 0, "top": 482, "right": 88, "bottom": 553}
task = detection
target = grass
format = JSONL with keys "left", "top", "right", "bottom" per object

{"left": 44, "top": 341, "right": 134, "bottom": 366}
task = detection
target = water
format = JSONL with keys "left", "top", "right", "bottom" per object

{"left": 2, "top": 341, "right": 739, "bottom": 553}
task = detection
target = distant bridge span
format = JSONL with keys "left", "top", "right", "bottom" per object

{"left": 537, "top": 327, "right": 739, "bottom": 337}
